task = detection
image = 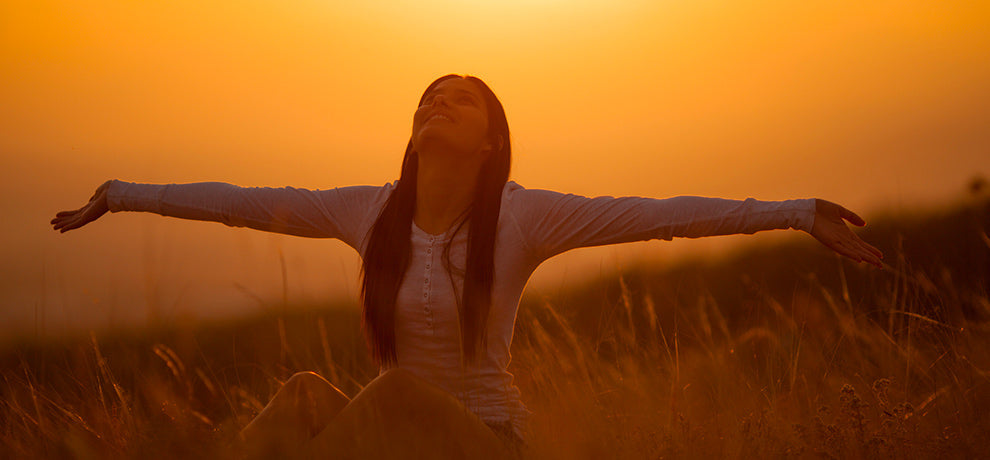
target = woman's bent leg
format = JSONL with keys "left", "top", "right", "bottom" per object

{"left": 301, "top": 368, "right": 511, "bottom": 460}
{"left": 238, "top": 371, "right": 350, "bottom": 458}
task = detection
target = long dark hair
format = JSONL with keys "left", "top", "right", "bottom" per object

{"left": 361, "top": 75, "right": 511, "bottom": 367}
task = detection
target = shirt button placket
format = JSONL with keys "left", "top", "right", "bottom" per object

{"left": 424, "top": 237, "right": 434, "bottom": 333}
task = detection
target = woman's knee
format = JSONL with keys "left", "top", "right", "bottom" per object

{"left": 345, "top": 369, "right": 442, "bottom": 422}
{"left": 361, "top": 367, "right": 435, "bottom": 399}
{"left": 374, "top": 367, "right": 418, "bottom": 385}
{"left": 284, "top": 371, "right": 329, "bottom": 391}
{"left": 283, "top": 371, "right": 349, "bottom": 402}
{"left": 277, "top": 372, "right": 347, "bottom": 414}
{"left": 305, "top": 369, "right": 510, "bottom": 458}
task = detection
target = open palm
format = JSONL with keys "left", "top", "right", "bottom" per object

{"left": 809, "top": 199, "right": 883, "bottom": 268}
{"left": 51, "top": 180, "right": 111, "bottom": 233}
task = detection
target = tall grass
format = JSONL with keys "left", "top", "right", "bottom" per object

{"left": 2, "top": 197, "right": 988, "bottom": 458}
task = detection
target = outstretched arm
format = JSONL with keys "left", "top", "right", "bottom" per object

{"left": 506, "top": 185, "right": 883, "bottom": 268}
{"left": 51, "top": 180, "right": 111, "bottom": 233}
{"left": 51, "top": 180, "right": 391, "bottom": 249}
{"left": 808, "top": 199, "right": 883, "bottom": 268}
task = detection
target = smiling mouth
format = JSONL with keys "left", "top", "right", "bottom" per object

{"left": 426, "top": 113, "right": 454, "bottom": 123}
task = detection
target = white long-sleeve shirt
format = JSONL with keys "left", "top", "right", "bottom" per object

{"left": 107, "top": 179, "right": 816, "bottom": 441}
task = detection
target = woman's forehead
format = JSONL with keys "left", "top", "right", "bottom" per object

{"left": 428, "top": 78, "right": 484, "bottom": 98}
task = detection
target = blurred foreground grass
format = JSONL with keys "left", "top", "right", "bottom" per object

{"left": 2, "top": 195, "right": 988, "bottom": 458}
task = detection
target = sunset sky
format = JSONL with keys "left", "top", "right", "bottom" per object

{"left": 2, "top": 0, "right": 988, "bottom": 340}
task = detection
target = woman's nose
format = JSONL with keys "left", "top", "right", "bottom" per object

{"left": 431, "top": 94, "right": 447, "bottom": 106}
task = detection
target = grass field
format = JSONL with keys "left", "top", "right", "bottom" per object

{"left": 2, "top": 195, "right": 988, "bottom": 459}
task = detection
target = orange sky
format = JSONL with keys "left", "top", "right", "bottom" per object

{"left": 2, "top": 0, "right": 988, "bottom": 340}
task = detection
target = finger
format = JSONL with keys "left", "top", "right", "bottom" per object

{"left": 830, "top": 240, "right": 862, "bottom": 263}
{"left": 847, "top": 232, "right": 883, "bottom": 259}
{"left": 864, "top": 243, "right": 883, "bottom": 260}
{"left": 855, "top": 243, "right": 882, "bottom": 267}
{"left": 51, "top": 215, "right": 74, "bottom": 230}
{"left": 60, "top": 220, "right": 82, "bottom": 233}
{"left": 838, "top": 240, "right": 877, "bottom": 266}
{"left": 840, "top": 207, "right": 866, "bottom": 227}
{"left": 54, "top": 217, "right": 75, "bottom": 231}
{"left": 56, "top": 213, "right": 86, "bottom": 230}
{"left": 58, "top": 205, "right": 90, "bottom": 216}
{"left": 844, "top": 239, "right": 883, "bottom": 267}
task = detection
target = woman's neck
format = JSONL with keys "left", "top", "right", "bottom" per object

{"left": 414, "top": 155, "right": 480, "bottom": 236}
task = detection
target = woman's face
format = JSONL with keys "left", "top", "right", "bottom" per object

{"left": 411, "top": 77, "right": 492, "bottom": 159}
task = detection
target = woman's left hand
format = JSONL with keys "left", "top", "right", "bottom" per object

{"left": 809, "top": 199, "right": 884, "bottom": 268}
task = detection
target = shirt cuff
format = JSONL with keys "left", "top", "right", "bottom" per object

{"left": 107, "top": 180, "right": 166, "bottom": 214}
{"left": 793, "top": 198, "right": 816, "bottom": 233}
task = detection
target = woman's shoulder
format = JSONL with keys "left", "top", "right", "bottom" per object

{"left": 500, "top": 181, "right": 531, "bottom": 207}
{"left": 499, "top": 181, "right": 568, "bottom": 224}
{"left": 502, "top": 180, "right": 524, "bottom": 195}
{"left": 502, "top": 181, "right": 551, "bottom": 199}
{"left": 320, "top": 180, "right": 396, "bottom": 193}
{"left": 501, "top": 181, "right": 571, "bottom": 207}
{"left": 311, "top": 181, "right": 396, "bottom": 203}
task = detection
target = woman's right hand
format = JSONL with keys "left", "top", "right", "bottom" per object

{"left": 51, "top": 180, "right": 112, "bottom": 233}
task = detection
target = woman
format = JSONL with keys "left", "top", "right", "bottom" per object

{"left": 51, "top": 75, "right": 883, "bottom": 458}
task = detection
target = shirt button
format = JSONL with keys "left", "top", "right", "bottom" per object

{"left": 427, "top": 249, "right": 432, "bottom": 254}
{"left": 426, "top": 264, "right": 431, "bottom": 269}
